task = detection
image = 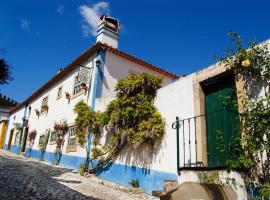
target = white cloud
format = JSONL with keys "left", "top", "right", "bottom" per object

{"left": 79, "top": 1, "right": 110, "bottom": 37}
{"left": 20, "top": 19, "right": 31, "bottom": 30}
{"left": 57, "top": 5, "right": 65, "bottom": 15}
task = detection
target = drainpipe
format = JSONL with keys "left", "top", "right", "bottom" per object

{"left": 87, "top": 48, "right": 106, "bottom": 167}
{"left": 19, "top": 104, "right": 28, "bottom": 148}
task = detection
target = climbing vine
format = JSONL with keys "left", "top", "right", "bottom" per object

{"left": 218, "top": 32, "right": 270, "bottom": 198}
{"left": 74, "top": 100, "right": 104, "bottom": 174}
{"left": 38, "top": 130, "right": 50, "bottom": 160}
{"left": 53, "top": 120, "right": 68, "bottom": 164}
{"left": 74, "top": 72, "right": 165, "bottom": 174}
{"left": 27, "top": 129, "right": 37, "bottom": 157}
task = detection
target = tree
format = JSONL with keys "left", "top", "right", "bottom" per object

{"left": 0, "top": 51, "right": 12, "bottom": 85}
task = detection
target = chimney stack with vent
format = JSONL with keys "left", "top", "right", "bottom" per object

{"left": 96, "top": 15, "right": 120, "bottom": 49}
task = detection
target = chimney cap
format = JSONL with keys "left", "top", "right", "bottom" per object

{"left": 100, "top": 15, "right": 119, "bottom": 25}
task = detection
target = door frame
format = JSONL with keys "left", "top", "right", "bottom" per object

{"left": 7, "top": 129, "right": 14, "bottom": 150}
{"left": 192, "top": 66, "right": 244, "bottom": 167}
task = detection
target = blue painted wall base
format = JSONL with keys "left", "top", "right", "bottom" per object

{"left": 5, "top": 147, "right": 178, "bottom": 195}
{"left": 10, "top": 145, "right": 21, "bottom": 154}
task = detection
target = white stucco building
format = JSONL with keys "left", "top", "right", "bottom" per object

{"left": 3, "top": 15, "right": 265, "bottom": 199}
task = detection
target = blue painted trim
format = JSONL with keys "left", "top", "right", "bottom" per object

{"left": 91, "top": 49, "right": 106, "bottom": 110}
{"left": 21, "top": 148, "right": 177, "bottom": 195}
{"left": 10, "top": 145, "right": 21, "bottom": 154}
{"left": 91, "top": 66, "right": 99, "bottom": 110}
{"left": 24, "top": 148, "right": 86, "bottom": 169}
{"left": 96, "top": 49, "right": 106, "bottom": 99}
{"left": 19, "top": 104, "right": 28, "bottom": 145}
{"left": 3, "top": 143, "right": 8, "bottom": 150}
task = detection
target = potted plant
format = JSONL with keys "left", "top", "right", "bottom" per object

{"left": 41, "top": 104, "right": 49, "bottom": 112}
{"left": 65, "top": 92, "right": 71, "bottom": 99}
{"left": 80, "top": 82, "right": 87, "bottom": 91}
{"left": 129, "top": 179, "right": 144, "bottom": 194}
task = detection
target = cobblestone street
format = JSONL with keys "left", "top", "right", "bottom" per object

{"left": 0, "top": 150, "right": 157, "bottom": 200}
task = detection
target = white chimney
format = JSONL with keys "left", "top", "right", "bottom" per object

{"left": 96, "top": 15, "right": 120, "bottom": 49}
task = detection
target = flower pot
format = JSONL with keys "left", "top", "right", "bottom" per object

{"left": 42, "top": 105, "right": 49, "bottom": 111}
{"left": 80, "top": 82, "right": 87, "bottom": 91}
{"left": 65, "top": 92, "right": 70, "bottom": 99}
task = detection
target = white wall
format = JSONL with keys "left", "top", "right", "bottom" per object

{"left": 95, "top": 51, "right": 174, "bottom": 111}
{"left": 5, "top": 107, "right": 25, "bottom": 145}
{"left": 5, "top": 50, "right": 177, "bottom": 166}
{"left": 5, "top": 57, "right": 97, "bottom": 156}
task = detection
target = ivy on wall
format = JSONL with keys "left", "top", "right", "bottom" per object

{"left": 218, "top": 32, "right": 270, "bottom": 198}
{"left": 74, "top": 72, "right": 166, "bottom": 174}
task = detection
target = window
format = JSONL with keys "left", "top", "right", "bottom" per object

{"left": 50, "top": 131, "right": 56, "bottom": 143}
{"left": 41, "top": 96, "right": 49, "bottom": 113}
{"left": 14, "top": 132, "right": 20, "bottom": 145}
{"left": 39, "top": 135, "right": 46, "bottom": 145}
{"left": 67, "top": 126, "right": 77, "bottom": 147}
{"left": 73, "top": 76, "right": 82, "bottom": 95}
{"left": 57, "top": 86, "right": 63, "bottom": 99}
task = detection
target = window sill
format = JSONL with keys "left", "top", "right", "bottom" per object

{"left": 49, "top": 141, "right": 56, "bottom": 145}
{"left": 40, "top": 110, "right": 48, "bottom": 116}
{"left": 66, "top": 146, "right": 77, "bottom": 153}
{"left": 71, "top": 91, "right": 85, "bottom": 100}
{"left": 56, "top": 96, "right": 62, "bottom": 100}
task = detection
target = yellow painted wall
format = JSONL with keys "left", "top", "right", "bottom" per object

{"left": 0, "top": 120, "right": 7, "bottom": 149}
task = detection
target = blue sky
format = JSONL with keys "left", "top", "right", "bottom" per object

{"left": 1, "top": 0, "right": 270, "bottom": 102}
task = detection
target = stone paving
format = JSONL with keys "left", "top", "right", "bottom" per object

{"left": 0, "top": 150, "right": 158, "bottom": 200}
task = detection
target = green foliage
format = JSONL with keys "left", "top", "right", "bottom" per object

{"left": 53, "top": 120, "right": 69, "bottom": 164}
{"left": 39, "top": 130, "right": 49, "bottom": 153}
{"left": 220, "top": 31, "right": 270, "bottom": 84}
{"left": 74, "top": 101, "right": 104, "bottom": 147}
{"left": 200, "top": 172, "right": 220, "bottom": 185}
{"left": 14, "top": 123, "right": 22, "bottom": 134}
{"left": 54, "top": 120, "right": 68, "bottom": 149}
{"left": 218, "top": 32, "right": 270, "bottom": 197}
{"left": 79, "top": 162, "right": 88, "bottom": 176}
{"left": 0, "top": 56, "right": 12, "bottom": 85}
{"left": 90, "top": 73, "right": 165, "bottom": 172}
{"left": 74, "top": 72, "right": 166, "bottom": 174}
{"left": 129, "top": 179, "right": 139, "bottom": 188}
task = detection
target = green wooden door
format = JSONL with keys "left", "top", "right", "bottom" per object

{"left": 204, "top": 76, "right": 239, "bottom": 167}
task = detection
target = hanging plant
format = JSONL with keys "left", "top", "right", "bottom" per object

{"left": 41, "top": 104, "right": 49, "bottom": 111}
{"left": 53, "top": 120, "right": 68, "bottom": 164}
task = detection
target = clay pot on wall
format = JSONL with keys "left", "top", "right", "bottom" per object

{"left": 65, "top": 92, "right": 71, "bottom": 99}
{"left": 80, "top": 82, "right": 87, "bottom": 91}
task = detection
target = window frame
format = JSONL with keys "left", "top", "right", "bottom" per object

{"left": 72, "top": 76, "right": 82, "bottom": 95}
{"left": 49, "top": 131, "right": 57, "bottom": 144}
{"left": 66, "top": 126, "right": 77, "bottom": 152}
{"left": 40, "top": 96, "right": 49, "bottom": 113}
{"left": 39, "top": 134, "right": 46, "bottom": 145}
{"left": 56, "top": 86, "right": 63, "bottom": 100}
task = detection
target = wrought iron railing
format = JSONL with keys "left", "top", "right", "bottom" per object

{"left": 172, "top": 109, "right": 229, "bottom": 173}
